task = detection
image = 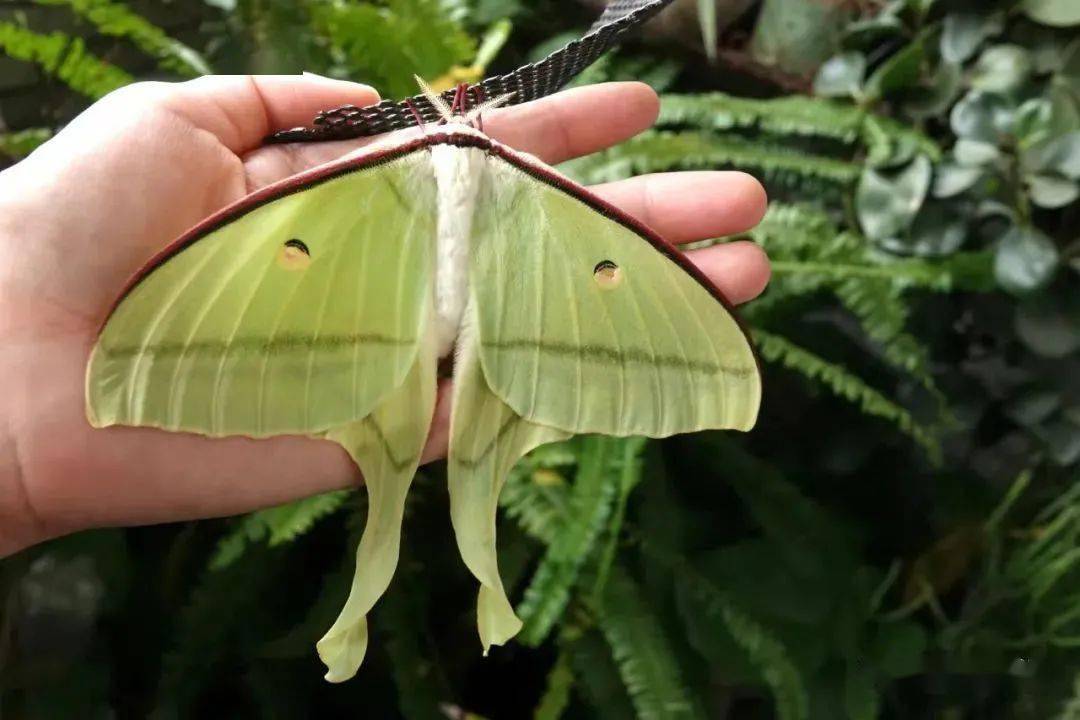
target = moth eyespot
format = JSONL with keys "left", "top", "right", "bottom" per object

{"left": 278, "top": 239, "right": 311, "bottom": 270}
{"left": 593, "top": 260, "right": 622, "bottom": 289}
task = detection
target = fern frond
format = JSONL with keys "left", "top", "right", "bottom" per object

{"left": 36, "top": 0, "right": 210, "bottom": 76}
{"left": 568, "top": 631, "right": 639, "bottom": 719}
{"left": 0, "top": 22, "right": 131, "bottom": 98}
{"left": 646, "top": 542, "right": 808, "bottom": 720}
{"left": 378, "top": 561, "right": 454, "bottom": 720}
{"left": 1057, "top": 673, "right": 1080, "bottom": 720}
{"left": 517, "top": 437, "right": 622, "bottom": 646}
{"left": 160, "top": 544, "right": 280, "bottom": 711}
{"left": 501, "top": 465, "right": 571, "bottom": 545}
{"left": 0, "top": 127, "right": 51, "bottom": 159}
{"left": 860, "top": 113, "right": 942, "bottom": 164}
{"left": 748, "top": 202, "right": 844, "bottom": 253}
{"left": 598, "top": 566, "right": 706, "bottom": 720}
{"left": 534, "top": 650, "right": 575, "bottom": 720}
{"left": 834, "top": 278, "right": 932, "bottom": 387}
{"left": 658, "top": 93, "right": 940, "bottom": 161}
{"left": 563, "top": 132, "right": 860, "bottom": 190}
{"left": 592, "top": 438, "right": 648, "bottom": 602}
{"left": 772, "top": 256, "right": 987, "bottom": 291}
{"left": 753, "top": 329, "right": 940, "bottom": 460}
{"left": 208, "top": 516, "right": 264, "bottom": 571}
{"left": 209, "top": 490, "right": 352, "bottom": 570}
{"left": 660, "top": 93, "right": 865, "bottom": 143}
{"left": 263, "top": 489, "right": 352, "bottom": 545}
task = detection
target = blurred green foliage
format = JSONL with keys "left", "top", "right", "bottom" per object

{"left": 1, "top": 1, "right": 1078, "bottom": 718}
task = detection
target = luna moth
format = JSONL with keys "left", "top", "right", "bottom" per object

{"left": 85, "top": 86, "right": 761, "bottom": 683}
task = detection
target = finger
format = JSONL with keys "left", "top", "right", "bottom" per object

{"left": 686, "top": 241, "right": 771, "bottom": 305}
{"left": 161, "top": 74, "right": 380, "bottom": 155}
{"left": 420, "top": 379, "right": 453, "bottom": 464}
{"left": 242, "top": 82, "right": 660, "bottom": 188}
{"left": 482, "top": 82, "right": 659, "bottom": 164}
{"left": 590, "top": 171, "right": 768, "bottom": 244}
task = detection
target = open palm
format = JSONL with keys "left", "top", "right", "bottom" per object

{"left": 0, "top": 75, "right": 769, "bottom": 555}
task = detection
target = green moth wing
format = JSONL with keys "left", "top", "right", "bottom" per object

{"left": 445, "top": 139, "right": 761, "bottom": 655}
{"left": 448, "top": 315, "right": 570, "bottom": 654}
{"left": 318, "top": 330, "right": 437, "bottom": 682}
{"left": 86, "top": 151, "right": 436, "bottom": 437}
{"left": 470, "top": 152, "right": 761, "bottom": 437}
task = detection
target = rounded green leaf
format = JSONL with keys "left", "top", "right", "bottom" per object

{"left": 1005, "top": 389, "right": 1062, "bottom": 426}
{"left": 971, "top": 45, "right": 1033, "bottom": 94}
{"left": 933, "top": 163, "right": 983, "bottom": 198}
{"left": 906, "top": 199, "right": 968, "bottom": 256}
{"left": 856, "top": 155, "right": 932, "bottom": 241}
{"left": 865, "top": 38, "right": 925, "bottom": 100}
{"left": 994, "top": 225, "right": 1060, "bottom": 293}
{"left": 941, "top": 12, "right": 1003, "bottom": 64}
{"left": 905, "top": 60, "right": 963, "bottom": 119}
{"left": 951, "top": 90, "right": 1014, "bottom": 143}
{"left": 1024, "top": 131, "right": 1080, "bottom": 178}
{"left": 843, "top": 14, "right": 905, "bottom": 48}
{"left": 872, "top": 621, "right": 928, "bottom": 679}
{"left": 1022, "top": 0, "right": 1080, "bottom": 27}
{"left": 814, "top": 52, "right": 866, "bottom": 97}
{"left": 1028, "top": 174, "right": 1080, "bottom": 208}
{"left": 1016, "top": 287, "right": 1080, "bottom": 357}
{"left": 954, "top": 139, "right": 1001, "bottom": 166}
{"left": 1035, "top": 421, "right": 1080, "bottom": 465}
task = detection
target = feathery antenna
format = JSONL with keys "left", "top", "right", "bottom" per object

{"left": 414, "top": 74, "right": 454, "bottom": 123}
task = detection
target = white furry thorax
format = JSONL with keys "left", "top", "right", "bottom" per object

{"left": 431, "top": 129, "right": 486, "bottom": 358}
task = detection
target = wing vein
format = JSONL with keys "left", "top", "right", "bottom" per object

{"left": 301, "top": 212, "right": 355, "bottom": 430}
{"left": 164, "top": 225, "right": 260, "bottom": 430}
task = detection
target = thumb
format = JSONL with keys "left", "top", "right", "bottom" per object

{"left": 159, "top": 74, "right": 380, "bottom": 155}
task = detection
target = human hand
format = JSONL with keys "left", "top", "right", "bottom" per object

{"left": 0, "top": 75, "right": 770, "bottom": 555}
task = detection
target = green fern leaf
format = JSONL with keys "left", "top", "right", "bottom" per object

{"left": 833, "top": 278, "right": 933, "bottom": 388}
{"left": 160, "top": 544, "right": 281, "bottom": 712}
{"left": 748, "top": 202, "right": 847, "bottom": 254}
{"left": 598, "top": 566, "right": 706, "bottom": 720}
{"left": 1056, "top": 673, "right": 1080, "bottom": 720}
{"left": 568, "top": 631, "right": 639, "bottom": 720}
{"left": 209, "top": 490, "right": 352, "bottom": 570}
{"left": 517, "top": 437, "right": 622, "bottom": 646}
{"left": 0, "top": 127, "right": 51, "bottom": 159}
{"left": 36, "top": 0, "right": 210, "bottom": 76}
{"left": 660, "top": 93, "right": 865, "bottom": 143}
{"left": 592, "top": 437, "right": 649, "bottom": 602}
{"left": 658, "top": 93, "right": 940, "bottom": 161}
{"left": 534, "top": 650, "right": 575, "bottom": 720}
{"left": 378, "top": 558, "right": 455, "bottom": 720}
{"left": 0, "top": 22, "right": 131, "bottom": 98}
{"left": 501, "top": 466, "right": 571, "bottom": 546}
{"left": 771, "top": 256, "right": 991, "bottom": 290}
{"left": 753, "top": 329, "right": 940, "bottom": 460}
{"left": 669, "top": 553, "right": 808, "bottom": 720}
{"left": 563, "top": 132, "right": 860, "bottom": 190}
{"left": 500, "top": 439, "right": 582, "bottom": 544}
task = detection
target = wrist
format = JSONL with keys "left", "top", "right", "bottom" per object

{"left": 0, "top": 197, "right": 48, "bottom": 556}
{"left": 0, "top": 422, "right": 44, "bottom": 557}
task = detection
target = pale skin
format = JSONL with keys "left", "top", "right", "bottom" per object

{"left": 0, "top": 75, "right": 770, "bottom": 557}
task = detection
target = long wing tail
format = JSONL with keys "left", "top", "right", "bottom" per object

{"left": 317, "top": 335, "right": 437, "bottom": 682}
{"left": 448, "top": 308, "right": 569, "bottom": 653}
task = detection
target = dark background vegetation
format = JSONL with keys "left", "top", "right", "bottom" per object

{"left": 1, "top": 0, "right": 1078, "bottom": 718}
